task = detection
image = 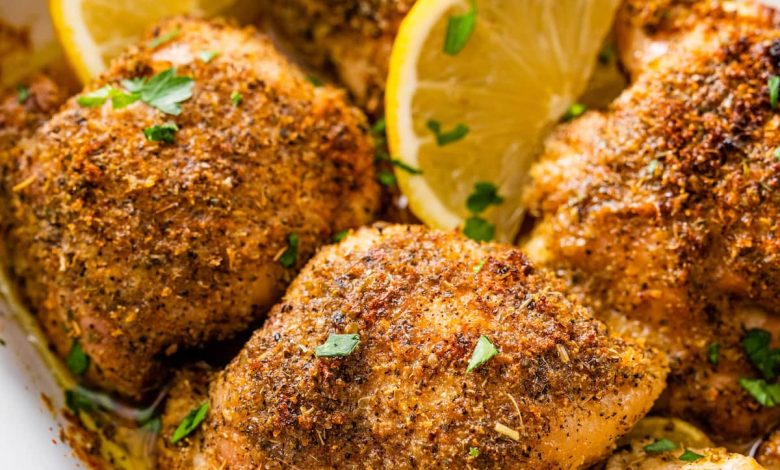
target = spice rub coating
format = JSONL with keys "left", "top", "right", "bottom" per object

{"left": 257, "top": 0, "right": 416, "bottom": 114}
{"left": 524, "top": 1, "right": 780, "bottom": 441}
{"left": 159, "top": 224, "right": 667, "bottom": 469}
{"left": 5, "top": 18, "right": 379, "bottom": 400}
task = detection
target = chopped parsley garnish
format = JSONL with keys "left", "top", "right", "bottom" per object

{"left": 230, "top": 91, "right": 243, "bottom": 107}
{"left": 770, "top": 75, "right": 780, "bottom": 110}
{"left": 643, "top": 438, "right": 677, "bottom": 454}
{"left": 707, "top": 342, "right": 720, "bottom": 365}
{"left": 740, "top": 378, "right": 780, "bottom": 407}
{"left": 333, "top": 230, "right": 349, "bottom": 243}
{"left": 390, "top": 158, "right": 422, "bottom": 175}
{"left": 121, "top": 68, "right": 194, "bottom": 115}
{"left": 147, "top": 27, "right": 180, "bottom": 49}
{"left": 468, "top": 447, "right": 480, "bottom": 458}
{"left": 598, "top": 43, "right": 615, "bottom": 65}
{"left": 378, "top": 170, "right": 397, "bottom": 186}
{"left": 444, "top": 0, "right": 477, "bottom": 56}
{"left": 65, "top": 389, "right": 94, "bottom": 414}
{"left": 315, "top": 333, "right": 360, "bottom": 357}
{"left": 16, "top": 84, "right": 28, "bottom": 104}
{"left": 742, "top": 328, "right": 780, "bottom": 380}
{"left": 279, "top": 233, "right": 299, "bottom": 268}
{"left": 467, "top": 182, "right": 504, "bottom": 213}
{"left": 307, "top": 76, "right": 323, "bottom": 87}
{"left": 563, "top": 103, "right": 587, "bottom": 122}
{"left": 372, "top": 117, "right": 387, "bottom": 135}
{"left": 466, "top": 335, "right": 498, "bottom": 373}
{"left": 426, "top": 119, "right": 469, "bottom": 146}
{"left": 775, "top": 147, "right": 780, "bottom": 161}
{"left": 473, "top": 259, "right": 486, "bottom": 273}
{"left": 463, "top": 216, "right": 494, "bottom": 242}
{"left": 76, "top": 85, "right": 140, "bottom": 109}
{"left": 66, "top": 340, "right": 90, "bottom": 376}
{"left": 144, "top": 123, "right": 179, "bottom": 144}
{"left": 142, "top": 416, "right": 162, "bottom": 434}
{"left": 646, "top": 159, "right": 659, "bottom": 177}
{"left": 198, "top": 50, "right": 219, "bottom": 63}
{"left": 171, "top": 402, "right": 209, "bottom": 444}
{"left": 679, "top": 449, "right": 704, "bottom": 462}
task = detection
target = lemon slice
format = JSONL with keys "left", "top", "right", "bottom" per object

{"left": 386, "top": 0, "right": 620, "bottom": 242}
{"left": 619, "top": 417, "right": 715, "bottom": 449}
{"left": 49, "top": 0, "right": 261, "bottom": 83}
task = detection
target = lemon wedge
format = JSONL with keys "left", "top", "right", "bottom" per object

{"left": 386, "top": 0, "right": 620, "bottom": 242}
{"left": 49, "top": 0, "right": 261, "bottom": 83}
{"left": 619, "top": 417, "right": 715, "bottom": 449}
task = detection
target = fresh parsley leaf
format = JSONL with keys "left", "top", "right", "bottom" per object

{"left": 279, "top": 233, "right": 299, "bottom": 268}
{"left": 679, "top": 449, "right": 704, "bottom": 462}
{"left": 473, "top": 259, "right": 486, "bottom": 274}
{"left": 171, "top": 402, "right": 209, "bottom": 444}
{"left": 770, "top": 75, "right": 780, "bottom": 110}
{"left": 643, "top": 438, "right": 677, "bottom": 454}
{"left": 110, "top": 89, "right": 140, "bottom": 109}
{"left": 598, "top": 43, "right": 615, "bottom": 65}
{"left": 65, "top": 389, "right": 94, "bottom": 414}
{"left": 372, "top": 117, "right": 386, "bottom": 135}
{"left": 147, "top": 27, "right": 180, "bottom": 49}
{"left": 315, "top": 333, "right": 360, "bottom": 357}
{"left": 66, "top": 341, "right": 90, "bottom": 376}
{"left": 563, "top": 103, "right": 587, "bottom": 122}
{"left": 775, "top": 147, "right": 780, "bottom": 161}
{"left": 230, "top": 91, "right": 242, "bottom": 107}
{"left": 390, "top": 159, "right": 422, "bottom": 175}
{"left": 646, "top": 159, "right": 659, "bottom": 177}
{"left": 468, "top": 447, "right": 480, "bottom": 458}
{"left": 463, "top": 216, "right": 495, "bottom": 242}
{"left": 16, "top": 84, "right": 28, "bottom": 104}
{"left": 142, "top": 416, "right": 162, "bottom": 434}
{"left": 467, "top": 182, "right": 503, "bottom": 214}
{"left": 740, "top": 377, "right": 780, "bottom": 407}
{"left": 426, "top": 119, "right": 469, "bottom": 146}
{"left": 707, "top": 342, "right": 720, "bottom": 365}
{"left": 466, "top": 335, "right": 498, "bottom": 372}
{"left": 444, "top": 0, "right": 477, "bottom": 56}
{"left": 198, "top": 50, "right": 219, "bottom": 63}
{"left": 76, "top": 86, "right": 114, "bottom": 108}
{"left": 307, "top": 76, "right": 323, "bottom": 87}
{"left": 743, "top": 328, "right": 780, "bottom": 380}
{"left": 129, "top": 68, "right": 194, "bottom": 115}
{"left": 333, "top": 230, "right": 349, "bottom": 243}
{"left": 144, "top": 123, "right": 179, "bottom": 144}
{"left": 378, "top": 170, "right": 397, "bottom": 186}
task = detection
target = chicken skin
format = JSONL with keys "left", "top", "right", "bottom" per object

{"left": 524, "top": 0, "right": 780, "bottom": 441}
{"left": 4, "top": 18, "right": 379, "bottom": 400}
{"left": 257, "top": 0, "right": 416, "bottom": 114}
{"left": 156, "top": 224, "right": 667, "bottom": 469}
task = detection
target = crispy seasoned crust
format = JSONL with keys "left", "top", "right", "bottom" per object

{"left": 5, "top": 18, "right": 379, "bottom": 399}
{"left": 525, "top": 1, "right": 780, "bottom": 441}
{"left": 0, "top": 75, "right": 67, "bottom": 264}
{"left": 257, "top": 0, "right": 416, "bottom": 114}
{"left": 160, "top": 224, "right": 667, "bottom": 469}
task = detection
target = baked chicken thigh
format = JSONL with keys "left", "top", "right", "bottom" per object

{"left": 4, "top": 18, "right": 379, "bottom": 399}
{"left": 257, "top": 0, "right": 416, "bottom": 114}
{"left": 525, "top": 0, "right": 780, "bottom": 441}
{"left": 156, "top": 224, "right": 667, "bottom": 469}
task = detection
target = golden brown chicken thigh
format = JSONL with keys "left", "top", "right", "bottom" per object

{"left": 156, "top": 224, "right": 667, "bottom": 469}
{"left": 257, "top": 0, "right": 416, "bottom": 114}
{"left": 525, "top": 0, "right": 780, "bottom": 442}
{"left": 4, "top": 18, "right": 379, "bottom": 400}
